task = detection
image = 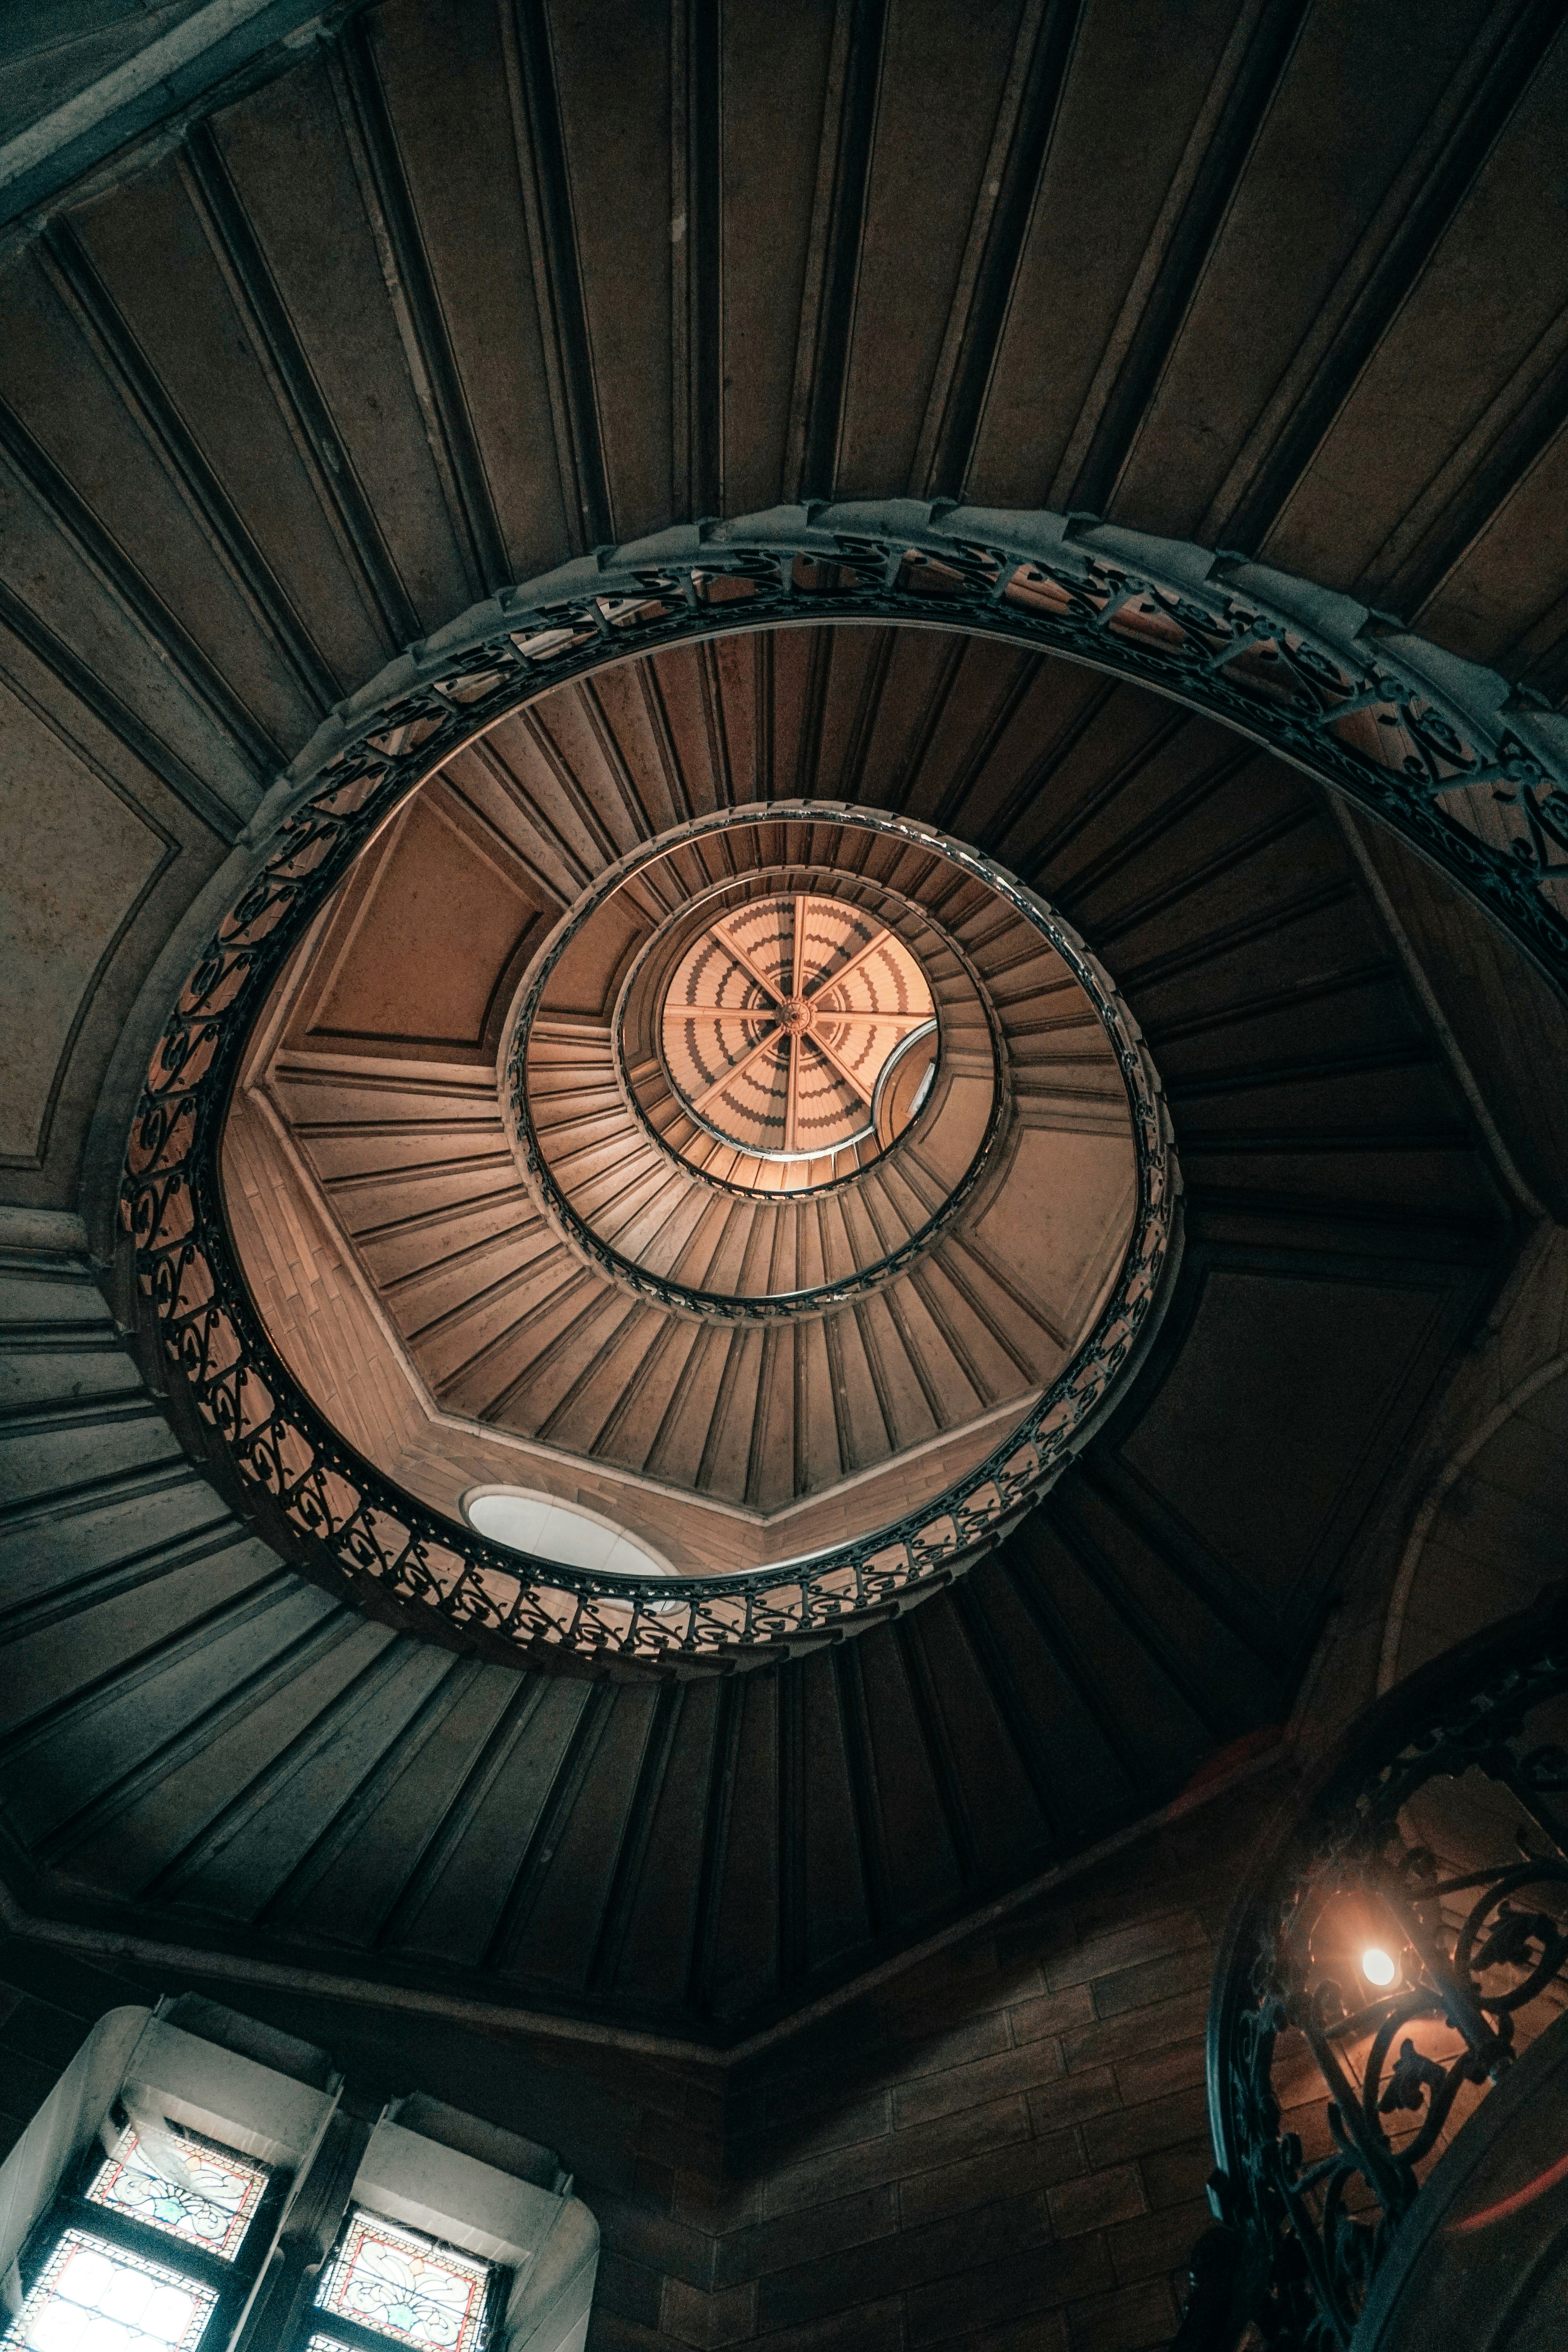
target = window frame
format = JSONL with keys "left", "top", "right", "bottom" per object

{"left": 5, "top": 2104, "right": 291, "bottom": 2352}
{"left": 298, "top": 2203, "right": 510, "bottom": 2352}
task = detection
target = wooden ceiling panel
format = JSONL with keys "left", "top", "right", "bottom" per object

{"left": 69, "top": 153, "right": 390, "bottom": 699}
{"left": 0, "top": 677, "right": 171, "bottom": 1169}
{"left": 964, "top": 0, "right": 1241, "bottom": 509}
{"left": 548, "top": 0, "right": 673, "bottom": 544}
{"left": 370, "top": 0, "right": 573, "bottom": 585}
{"left": 1259, "top": 19, "right": 1568, "bottom": 596}
{"left": 290, "top": 780, "right": 553, "bottom": 1062}
{"left": 836, "top": 0, "right": 1030, "bottom": 495}
{"left": 1111, "top": 1253, "right": 1492, "bottom": 1639}
{"left": 212, "top": 56, "right": 472, "bottom": 632}
{"left": 1110, "top": 0, "right": 1495, "bottom": 543}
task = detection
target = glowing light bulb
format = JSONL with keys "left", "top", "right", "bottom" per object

{"left": 1361, "top": 1945, "right": 1397, "bottom": 1988}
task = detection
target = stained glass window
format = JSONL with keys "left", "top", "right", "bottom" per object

{"left": 85, "top": 2128, "right": 269, "bottom": 2261}
{"left": 2, "top": 2228, "right": 218, "bottom": 2352}
{"left": 313, "top": 2212, "right": 492, "bottom": 2352}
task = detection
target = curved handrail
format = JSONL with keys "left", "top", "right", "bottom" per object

{"left": 502, "top": 808, "right": 1079, "bottom": 1319}
{"left": 119, "top": 485, "right": 1568, "bottom": 1671}
{"left": 1178, "top": 1584, "right": 1568, "bottom": 2351}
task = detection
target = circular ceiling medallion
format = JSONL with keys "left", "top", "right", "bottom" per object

{"left": 661, "top": 892, "right": 936, "bottom": 1170}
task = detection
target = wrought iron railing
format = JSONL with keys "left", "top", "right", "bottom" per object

{"left": 121, "top": 502, "right": 1568, "bottom": 1672}
{"left": 1176, "top": 1586, "right": 1568, "bottom": 2351}
{"left": 503, "top": 808, "right": 1107, "bottom": 1318}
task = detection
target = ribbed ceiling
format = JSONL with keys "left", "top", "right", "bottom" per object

{"left": 0, "top": 0, "right": 1563, "bottom": 2042}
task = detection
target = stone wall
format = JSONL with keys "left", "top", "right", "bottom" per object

{"left": 582, "top": 1773, "right": 1276, "bottom": 2352}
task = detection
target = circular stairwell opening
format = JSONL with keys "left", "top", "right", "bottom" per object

{"left": 194, "top": 618, "right": 1180, "bottom": 1660}
{"left": 659, "top": 890, "right": 937, "bottom": 1174}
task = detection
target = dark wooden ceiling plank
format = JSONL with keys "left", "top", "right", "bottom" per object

{"left": 969, "top": 677, "right": 1122, "bottom": 861}
{"left": 777, "top": 1660, "right": 809, "bottom": 1991}
{"left": 1036, "top": 1486, "right": 1240, "bottom": 1749}
{"left": 1181, "top": 1180, "right": 1505, "bottom": 1244}
{"left": 1365, "top": 325, "right": 1568, "bottom": 626}
{"left": 1178, "top": 1121, "right": 1474, "bottom": 1158}
{"left": 330, "top": 20, "right": 509, "bottom": 603}
{"left": 914, "top": 0, "right": 1087, "bottom": 502}
{"left": 180, "top": 121, "right": 420, "bottom": 652}
{"left": 141, "top": 1628, "right": 423, "bottom": 1903}
{"left": 1144, "top": 958, "right": 1398, "bottom": 1049}
{"left": 38, "top": 215, "right": 339, "bottom": 718}
{"left": 1165, "top": 1039, "right": 1438, "bottom": 1103}
{"left": 686, "top": 1674, "right": 742, "bottom": 2018}
{"left": 891, "top": 1615, "right": 978, "bottom": 1889}
{"left": 927, "top": 652, "right": 1044, "bottom": 837}
{"left": 1061, "top": 0, "right": 1310, "bottom": 519}
{"left": 1020, "top": 732, "right": 1250, "bottom": 901}
{"left": 1213, "top": 0, "right": 1566, "bottom": 554}
{"left": 370, "top": 1676, "right": 559, "bottom": 1951}
{"left": 832, "top": 1640, "right": 892, "bottom": 1941}
{"left": 697, "top": 639, "right": 734, "bottom": 810}
{"left": 995, "top": 1540, "right": 1144, "bottom": 1798}
{"left": 586, "top": 1682, "right": 689, "bottom": 1993}
{"left": 635, "top": 657, "right": 696, "bottom": 826}
{"left": 671, "top": 0, "right": 723, "bottom": 521}
{"left": 0, "top": 388, "right": 281, "bottom": 779}
{"left": 497, "top": 0, "right": 612, "bottom": 553}
{"left": 1071, "top": 801, "right": 1320, "bottom": 949}
{"left": 1073, "top": 1455, "right": 1298, "bottom": 1681}
{"left": 483, "top": 1679, "right": 619, "bottom": 1974}
{"left": 22, "top": 1589, "right": 352, "bottom": 1865}
{"left": 256, "top": 1655, "right": 489, "bottom": 1931}
{"left": 883, "top": 633, "right": 972, "bottom": 817}
{"left": 829, "top": 626, "right": 896, "bottom": 809}
{"left": 784, "top": 0, "right": 888, "bottom": 501}
{"left": 950, "top": 1578, "right": 1063, "bottom": 1849}
{"left": 1112, "top": 875, "right": 1358, "bottom": 999}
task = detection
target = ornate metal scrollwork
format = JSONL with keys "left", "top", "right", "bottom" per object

{"left": 120, "top": 501, "right": 1567, "bottom": 1674}
{"left": 500, "top": 809, "right": 1117, "bottom": 1320}
{"left": 1183, "top": 1591, "right": 1568, "bottom": 2351}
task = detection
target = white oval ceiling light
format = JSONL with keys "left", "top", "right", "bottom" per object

{"left": 463, "top": 1488, "right": 674, "bottom": 1582}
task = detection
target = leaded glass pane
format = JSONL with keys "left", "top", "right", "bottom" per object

{"left": 3, "top": 2229, "right": 218, "bottom": 2352}
{"left": 86, "top": 2127, "right": 268, "bottom": 2260}
{"left": 313, "top": 2212, "right": 490, "bottom": 2352}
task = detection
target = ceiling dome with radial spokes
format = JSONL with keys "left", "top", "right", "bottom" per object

{"left": 215, "top": 652, "right": 1174, "bottom": 1595}
{"left": 662, "top": 893, "right": 935, "bottom": 1176}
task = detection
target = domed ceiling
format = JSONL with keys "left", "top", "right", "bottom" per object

{"left": 221, "top": 628, "right": 1154, "bottom": 1580}
{"left": 2, "top": 0, "right": 1566, "bottom": 2049}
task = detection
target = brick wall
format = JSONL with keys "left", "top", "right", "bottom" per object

{"left": 581, "top": 1769, "right": 1283, "bottom": 2352}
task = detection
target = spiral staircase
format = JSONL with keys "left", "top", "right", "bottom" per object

{"left": 2, "top": 0, "right": 1566, "bottom": 2061}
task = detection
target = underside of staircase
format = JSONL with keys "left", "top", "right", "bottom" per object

{"left": 3, "top": 0, "right": 1566, "bottom": 2053}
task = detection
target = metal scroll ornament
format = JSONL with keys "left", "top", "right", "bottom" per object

{"left": 120, "top": 503, "right": 1568, "bottom": 1673}
{"left": 1187, "top": 1599, "right": 1568, "bottom": 2351}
